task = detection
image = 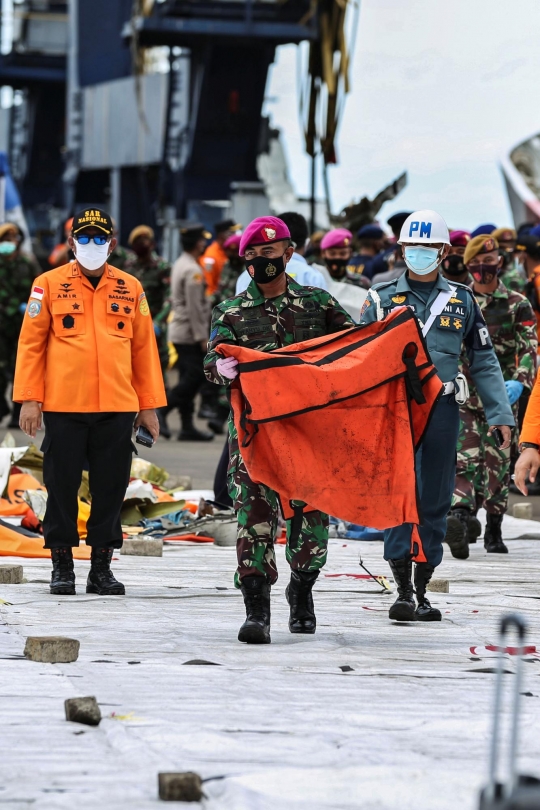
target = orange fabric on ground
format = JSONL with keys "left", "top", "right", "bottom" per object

{"left": 13, "top": 262, "right": 167, "bottom": 412}
{"left": 0, "top": 520, "right": 92, "bottom": 559}
{"left": 200, "top": 241, "right": 227, "bottom": 296}
{"left": 0, "top": 472, "right": 45, "bottom": 516}
{"left": 220, "top": 308, "right": 441, "bottom": 557}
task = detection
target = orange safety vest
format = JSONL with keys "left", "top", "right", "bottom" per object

{"left": 220, "top": 307, "right": 442, "bottom": 562}
{"left": 14, "top": 262, "right": 167, "bottom": 412}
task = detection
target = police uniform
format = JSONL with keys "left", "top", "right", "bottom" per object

{"left": 360, "top": 271, "right": 514, "bottom": 571}
{"left": 14, "top": 208, "right": 166, "bottom": 595}
{"left": 166, "top": 224, "right": 214, "bottom": 441}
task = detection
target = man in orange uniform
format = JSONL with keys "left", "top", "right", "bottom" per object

{"left": 200, "top": 218, "right": 241, "bottom": 296}
{"left": 14, "top": 208, "right": 166, "bottom": 597}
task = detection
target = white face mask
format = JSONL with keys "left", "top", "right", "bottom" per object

{"left": 74, "top": 240, "right": 110, "bottom": 271}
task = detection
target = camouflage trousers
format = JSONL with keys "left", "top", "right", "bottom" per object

{"left": 227, "top": 435, "right": 329, "bottom": 587}
{"left": 452, "top": 406, "right": 512, "bottom": 516}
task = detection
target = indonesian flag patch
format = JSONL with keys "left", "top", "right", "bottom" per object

{"left": 31, "top": 286, "right": 44, "bottom": 301}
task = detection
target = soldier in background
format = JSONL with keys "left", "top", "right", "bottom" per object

{"left": 440, "top": 230, "right": 471, "bottom": 285}
{"left": 446, "top": 234, "right": 537, "bottom": 557}
{"left": 347, "top": 224, "right": 385, "bottom": 283}
{"left": 0, "top": 222, "right": 38, "bottom": 426}
{"left": 493, "top": 227, "right": 527, "bottom": 293}
{"left": 212, "top": 233, "right": 243, "bottom": 306}
{"left": 124, "top": 226, "right": 170, "bottom": 318}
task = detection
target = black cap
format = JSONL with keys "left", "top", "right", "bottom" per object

{"left": 180, "top": 222, "right": 212, "bottom": 239}
{"left": 72, "top": 208, "right": 113, "bottom": 236}
{"left": 215, "top": 218, "right": 241, "bottom": 235}
{"left": 387, "top": 211, "right": 413, "bottom": 231}
{"left": 515, "top": 234, "right": 540, "bottom": 259}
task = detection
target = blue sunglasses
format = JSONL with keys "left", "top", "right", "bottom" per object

{"left": 75, "top": 235, "right": 108, "bottom": 246}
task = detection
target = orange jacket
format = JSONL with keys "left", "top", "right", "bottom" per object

{"left": 199, "top": 241, "right": 227, "bottom": 296}
{"left": 14, "top": 262, "right": 167, "bottom": 413}
{"left": 220, "top": 307, "right": 442, "bottom": 562}
{"left": 520, "top": 367, "right": 540, "bottom": 444}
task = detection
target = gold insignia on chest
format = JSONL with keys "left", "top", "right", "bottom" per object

{"left": 392, "top": 295, "right": 406, "bottom": 304}
{"left": 440, "top": 316, "right": 451, "bottom": 327}
{"left": 449, "top": 297, "right": 463, "bottom": 304}
{"left": 453, "top": 318, "right": 463, "bottom": 329}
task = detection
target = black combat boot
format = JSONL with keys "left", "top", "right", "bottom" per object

{"left": 414, "top": 562, "right": 442, "bottom": 622}
{"left": 86, "top": 548, "right": 125, "bottom": 595}
{"left": 178, "top": 416, "right": 214, "bottom": 442}
{"left": 50, "top": 548, "right": 76, "bottom": 595}
{"left": 388, "top": 558, "right": 417, "bottom": 622}
{"left": 238, "top": 576, "right": 271, "bottom": 644}
{"left": 207, "top": 405, "right": 230, "bottom": 436}
{"left": 484, "top": 513, "right": 508, "bottom": 554}
{"left": 444, "top": 508, "right": 470, "bottom": 559}
{"left": 466, "top": 512, "right": 482, "bottom": 544}
{"left": 286, "top": 570, "right": 318, "bottom": 634}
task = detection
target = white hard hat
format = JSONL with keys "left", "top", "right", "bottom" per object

{"left": 398, "top": 210, "right": 450, "bottom": 245}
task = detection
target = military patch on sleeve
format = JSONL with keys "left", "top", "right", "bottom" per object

{"left": 360, "top": 299, "right": 370, "bottom": 316}
{"left": 139, "top": 292, "right": 150, "bottom": 316}
{"left": 192, "top": 272, "right": 203, "bottom": 283}
{"left": 27, "top": 300, "right": 41, "bottom": 318}
{"left": 209, "top": 327, "right": 218, "bottom": 341}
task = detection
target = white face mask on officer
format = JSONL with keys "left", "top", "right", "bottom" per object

{"left": 74, "top": 239, "right": 111, "bottom": 271}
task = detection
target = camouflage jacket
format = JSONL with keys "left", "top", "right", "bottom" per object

{"left": 0, "top": 253, "right": 36, "bottom": 343}
{"left": 460, "top": 281, "right": 537, "bottom": 409}
{"left": 211, "top": 259, "right": 244, "bottom": 307}
{"left": 204, "top": 274, "right": 354, "bottom": 387}
{"left": 124, "top": 251, "right": 171, "bottom": 318}
{"left": 500, "top": 264, "right": 527, "bottom": 294}
{"left": 107, "top": 244, "right": 136, "bottom": 272}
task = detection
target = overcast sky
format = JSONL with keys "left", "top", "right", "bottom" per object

{"left": 265, "top": 0, "right": 540, "bottom": 231}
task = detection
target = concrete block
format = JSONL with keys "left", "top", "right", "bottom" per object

{"left": 65, "top": 696, "right": 101, "bottom": 726}
{"left": 513, "top": 502, "right": 533, "bottom": 520}
{"left": 24, "top": 636, "right": 80, "bottom": 663}
{"left": 427, "top": 579, "right": 449, "bottom": 593}
{"left": 0, "top": 564, "right": 23, "bottom": 584}
{"left": 121, "top": 537, "right": 163, "bottom": 557}
{"left": 158, "top": 772, "right": 204, "bottom": 802}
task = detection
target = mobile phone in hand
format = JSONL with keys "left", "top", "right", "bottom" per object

{"left": 135, "top": 425, "right": 154, "bottom": 448}
{"left": 491, "top": 428, "right": 503, "bottom": 448}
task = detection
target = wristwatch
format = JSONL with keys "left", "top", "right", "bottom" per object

{"left": 519, "top": 442, "right": 539, "bottom": 453}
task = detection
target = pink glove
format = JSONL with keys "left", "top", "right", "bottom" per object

{"left": 216, "top": 356, "right": 239, "bottom": 380}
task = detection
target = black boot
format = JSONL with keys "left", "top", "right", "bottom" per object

{"left": 467, "top": 512, "right": 482, "bottom": 544}
{"left": 178, "top": 416, "right": 214, "bottom": 442}
{"left": 388, "top": 558, "right": 417, "bottom": 621}
{"left": 238, "top": 576, "right": 271, "bottom": 644}
{"left": 86, "top": 548, "right": 125, "bottom": 595}
{"left": 444, "top": 508, "right": 470, "bottom": 559}
{"left": 286, "top": 570, "right": 318, "bottom": 634}
{"left": 484, "top": 513, "right": 508, "bottom": 554}
{"left": 157, "top": 407, "right": 171, "bottom": 440}
{"left": 50, "top": 548, "right": 76, "bottom": 595}
{"left": 208, "top": 406, "right": 230, "bottom": 436}
{"left": 414, "top": 562, "right": 442, "bottom": 622}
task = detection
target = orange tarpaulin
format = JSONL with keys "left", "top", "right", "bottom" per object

{"left": 0, "top": 519, "right": 91, "bottom": 559}
{"left": 220, "top": 307, "right": 442, "bottom": 562}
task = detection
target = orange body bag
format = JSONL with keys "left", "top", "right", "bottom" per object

{"left": 219, "top": 307, "right": 442, "bottom": 558}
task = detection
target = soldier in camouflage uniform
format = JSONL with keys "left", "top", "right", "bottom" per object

{"left": 0, "top": 223, "right": 37, "bottom": 424}
{"left": 492, "top": 227, "right": 528, "bottom": 294}
{"left": 204, "top": 216, "right": 354, "bottom": 645}
{"left": 447, "top": 234, "right": 537, "bottom": 555}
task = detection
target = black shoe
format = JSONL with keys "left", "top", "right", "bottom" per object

{"left": 286, "top": 570, "right": 318, "bottom": 634}
{"left": 238, "top": 576, "right": 271, "bottom": 644}
{"left": 484, "top": 513, "right": 508, "bottom": 554}
{"left": 444, "top": 508, "right": 470, "bottom": 559}
{"left": 86, "top": 548, "right": 125, "bottom": 595}
{"left": 207, "top": 419, "right": 225, "bottom": 435}
{"left": 157, "top": 408, "right": 171, "bottom": 440}
{"left": 467, "top": 514, "right": 482, "bottom": 544}
{"left": 50, "top": 548, "right": 76, "bottom": 595}
{"left": 414, "top": 562, "right": 442, "bottom": 622}
{"left": 178, "top": 421, "right": 214, "bottom": 441}
{"left": 388, "top": 558, "right": 417, "bottom": 621}
{"left": 198, "top": 404, "right": 218, "bottom": 420}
